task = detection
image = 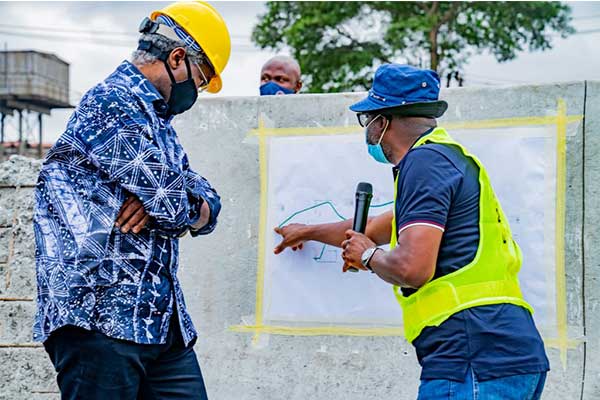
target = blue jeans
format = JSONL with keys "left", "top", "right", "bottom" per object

{"left": 44, "top": 321, "right": 207, "bottom": 400}
{"left": 418, "top": 367, "right": 547, "bottom": 400}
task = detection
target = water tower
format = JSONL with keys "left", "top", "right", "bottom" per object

{"left": 0, "top": 50, "right": 73, "bottom": 160}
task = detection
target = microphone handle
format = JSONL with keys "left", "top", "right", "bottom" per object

{"left": 348, "top": 193, "right": 372, "bottom": 272}
{"left": 352, "top": 197, "right": 371, "bottom": 233}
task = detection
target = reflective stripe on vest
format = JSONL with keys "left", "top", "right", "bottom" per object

{"left": 391, "top": 127, "right": 534, "bottom": 343}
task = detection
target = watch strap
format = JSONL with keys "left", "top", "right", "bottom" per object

{"left": 364, "top": 247, "right": 381, "bottom": 271}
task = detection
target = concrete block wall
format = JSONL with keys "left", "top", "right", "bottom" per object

{"left": 0, "top": 82, "right": 598, "bottom": 399}
{"left": 0, "top": 157, "right": 58, "bottom": 399}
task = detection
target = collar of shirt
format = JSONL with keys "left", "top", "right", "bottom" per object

{"left": 115, "top": 60, "right": 170, "bottom": 120}
{"left": 393, "top": 126, "right": 437, "bottom": 170}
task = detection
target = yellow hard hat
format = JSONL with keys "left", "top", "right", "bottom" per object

{"left": 151, "top": 1, "right": 231, "bottom": 93}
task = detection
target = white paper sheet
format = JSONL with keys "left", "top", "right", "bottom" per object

{"left": 263, "top": 126, "right": 558, "bottom": 334}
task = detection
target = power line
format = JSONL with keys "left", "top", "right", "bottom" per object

{"left": 0, "top": 15, "right": 595, "bottom": 45}
{"left": 0, "top": 23, "right": 250, "bottom": 41}
{"left": 0, "top": 29, "right": 257, "bottom": 51}
{"left": 0, "top": 23, "right": 138, "bottom": 37}
{"left": 2, "top": 21, "right": 593, "bottom": 58}
{"left": 0, "top": 29, "right": 133, "bottom": 46}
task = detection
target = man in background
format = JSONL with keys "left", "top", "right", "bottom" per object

{"left": 260, "top": 55, "right": 303, "bottom": 95}
{"left": 33, "top": 1, "right": 230, "bottom": 398}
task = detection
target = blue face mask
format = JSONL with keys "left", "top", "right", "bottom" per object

{"left": 366, "top": 117, "right": 391, "bottom": 164}
{"left": 368, "top": 141, "right": 390, "bottom": 164}
{"left": 260, "top": 81, "right": 296, "bottom": 96}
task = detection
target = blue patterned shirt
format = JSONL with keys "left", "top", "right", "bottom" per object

{"left": 33, "top": 61, "right": 221, "bottom": 346}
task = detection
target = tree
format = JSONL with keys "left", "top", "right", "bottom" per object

{"left": 252, "top": 2, "right": 574, "bottom": 92}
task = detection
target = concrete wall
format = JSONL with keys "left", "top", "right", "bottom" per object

{"left": 0, "top": 82, "right": 597, "bottom": 399}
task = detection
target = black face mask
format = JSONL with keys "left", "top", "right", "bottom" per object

{"left": 164, "top": 56, "right": 198, "bottom": 117}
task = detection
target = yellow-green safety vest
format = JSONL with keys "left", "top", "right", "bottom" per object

{"left": 391, "top": 127, "right": 534, "bottom": 343}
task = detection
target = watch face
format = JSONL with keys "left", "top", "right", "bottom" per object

{"left": 361, "top": 248, "right": 374, "bottom": 265}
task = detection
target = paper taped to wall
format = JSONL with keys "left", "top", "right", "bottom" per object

{"left": 263, "top": 126, "right": 558, "bottom": 337}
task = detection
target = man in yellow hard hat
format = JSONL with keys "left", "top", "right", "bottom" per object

{"left": 33, "top": 2, "right": 230, "bottom": 398}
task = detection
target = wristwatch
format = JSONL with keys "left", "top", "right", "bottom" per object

{"left": 361, "top": 247, "right": 381, "bottom": 271}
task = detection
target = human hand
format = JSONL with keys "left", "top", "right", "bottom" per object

{"left": 341, "top": 230, "right": 376, "bottom": 272}
{"left": 115, "top": 196, "right": 150, "bottom": 234}
{"left": 273, "top": 223, "right": 307, "bottom": 254}
{"left": 190, "top": 199, "right": 210, "bottom": 230}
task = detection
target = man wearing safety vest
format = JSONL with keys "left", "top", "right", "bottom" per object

{"left": 33, "top": 2, "right": 229, "bottom": 398}
{"left": 274, "top": 64, "right": 550, "bottom": 399}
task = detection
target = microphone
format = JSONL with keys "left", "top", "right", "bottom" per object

{"left": 347, "top": 182, "right": 373, "bottom": 272}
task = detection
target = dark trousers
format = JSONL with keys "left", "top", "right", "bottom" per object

{"left": 43, "top": 321, "right": 208, "bottom": 400}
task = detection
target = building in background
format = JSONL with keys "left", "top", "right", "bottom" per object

{"left": 0, "top": 50, "right": 72, "bottom": 160}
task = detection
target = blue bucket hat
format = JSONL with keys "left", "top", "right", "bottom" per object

{"left": 350, "top": 64, "right": 448, "bottom": 118}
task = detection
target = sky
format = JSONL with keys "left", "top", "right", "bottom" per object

{"left": 0, "top": 1, "right": 599, "bottom": 143}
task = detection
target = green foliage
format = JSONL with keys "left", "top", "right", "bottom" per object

{"left": 252, "top": 2, "right": 574, "bottom": 92}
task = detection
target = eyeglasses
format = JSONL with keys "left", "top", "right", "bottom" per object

{"left": 357, "top": 113, "right": 368, "bottom": 127}
{"left": 192, "top": 59, "right": 212, "bottom": 92}
{"left": 357, "top": 113, "right": 389, "bottom": 128}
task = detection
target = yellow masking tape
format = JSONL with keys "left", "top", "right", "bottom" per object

{"left": 230, "top": 324, "right": 404, "bottom": 337}
{"left": 252, "top": 117, "right": 268, "bottom": 345}
{"left": 229, "top": 324, "right": 584, "bottom": 351}
{"left": 554, "top": 99, "right": 569, "bottom": 370}
{"left": 247, "top": 115, "right": 583, "bottom": 137}
{"left": 237, "top": 104, "right": 582, "bottom": 359}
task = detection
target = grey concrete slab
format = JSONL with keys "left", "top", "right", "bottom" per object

{"left": 0, "top": 82, "right": 594, "bottom": 399}
{"left": 0, "top": 156, "right": 41, "bottom": 188}
{"left": 582, "top": 81, "right": 600, "bottom": 400}
{"left": 0, "top": 348, "right": 56, "bottom": 400}
{"left": 0, "top": 300, "right": 36, "bottom": 343}
{"left": 172, "top": 83, "right": 587, "bottom": 400}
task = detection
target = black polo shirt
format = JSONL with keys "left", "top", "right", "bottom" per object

{"left": 394, "top": 138, "right": 550, "bottom": 381}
